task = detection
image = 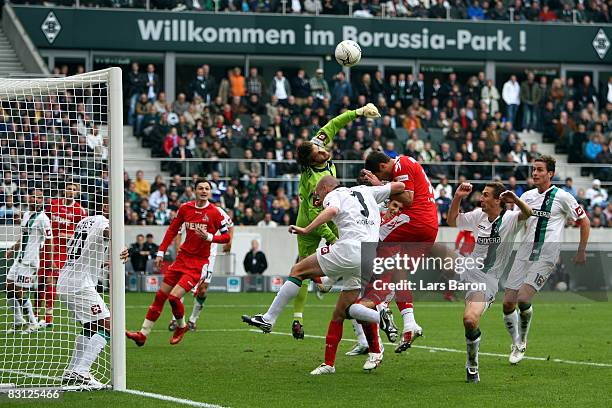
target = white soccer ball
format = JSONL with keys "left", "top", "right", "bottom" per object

{"left": 335, "top": 40, "right": 362, "bottom": 68}
{"left": 555, "top": 281, "right": 568, "bottom": 292}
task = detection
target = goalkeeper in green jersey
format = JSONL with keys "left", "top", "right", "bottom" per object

{"left": 290, "top": 103, "right": 381, "bottom": 339}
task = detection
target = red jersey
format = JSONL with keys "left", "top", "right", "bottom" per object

{"left": 45, "top": 198, "right": 88, "bottom": 265}
{"left": 391, "top": 156, "right": 438, "bottom": 229}
{"left": 159, "top": 201, "right": 230, "bottom": 259}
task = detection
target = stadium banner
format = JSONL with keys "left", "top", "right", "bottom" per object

{"left": 14, "top": 5, "right": 612, "bottom": 63}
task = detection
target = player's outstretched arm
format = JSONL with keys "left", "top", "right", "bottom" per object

{"left": 290, "top": 206, "right": 339, "bottom": 236}
{"left": 500, "top": 191, "right": 533, "bottom": 221}
{"left": 314, "top": 104, "right": 380, "bottom": 147}
{"left": 306, "top": 203, "right": 338, "bottom": 244}
{"left": 448, "top": 183, "right": 472, "bottom": 227}
{"left": 573, "top": 216, "right": 590, "bottom": 264}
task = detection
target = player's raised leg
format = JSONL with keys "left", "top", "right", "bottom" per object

{"left": 127, "top": 281, "right": 173, "bottom": 346}
{"left": 242, "top": 253, "right": 324, "bottom": 332}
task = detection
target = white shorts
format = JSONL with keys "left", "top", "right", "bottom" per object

{"left": 505, "top": 259, "right": 555, "bottom": 291}
{"left": 7, "top": 263, "right": 37, "bottom": 289}
{"left": 461, "top": 268, "right": 499, "bottom": 309}
{"left": 59, "top": 287, "right": 110, "bottom": 324}
{"left": 316, "top": 241, "right": 362, "bottom": 291}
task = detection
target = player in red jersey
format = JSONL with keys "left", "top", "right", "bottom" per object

{"left": 38, "top": 182, "right": 88, "bottom": 326}
{"left": 362, "top": 152, "right": 439, "bottom": 353}
{"left": 126, "top": 180, "right": 231, "bottom": 346}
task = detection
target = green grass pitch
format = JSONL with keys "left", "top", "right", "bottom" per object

{"left": 3, "top": 291, "right": 612, "bottom": 407}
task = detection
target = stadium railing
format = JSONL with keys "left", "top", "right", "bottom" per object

{"left": 124, "top": 158, "right": 612, "bottom": 187}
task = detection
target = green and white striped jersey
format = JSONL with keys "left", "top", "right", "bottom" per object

{"left": 456, "top": 208, "right": 524, "bottom": 280}
{"left": 515, "top": 186, "right": 586, "bottom": 262}
{"left": 14, "top": 210, "right": 52, "bottom": 269}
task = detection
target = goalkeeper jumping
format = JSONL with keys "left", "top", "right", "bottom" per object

{"left": 290, "top": 103, "right": 381, "bottom": 339}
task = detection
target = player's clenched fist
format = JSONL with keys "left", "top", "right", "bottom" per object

{"left": 500, "top": 190, "right": 519, "bottom": 204}
{"left": 455, "top": 182, "right": 473, "bottom": 198}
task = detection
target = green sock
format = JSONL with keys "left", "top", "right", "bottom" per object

{"left": 196, "top": 295, "right": 207, "bottom": 306}
{"left": 292, "top": 280, "right": 309, "bottom": 323}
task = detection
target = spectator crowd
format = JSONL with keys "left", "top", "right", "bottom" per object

{"left": 25, "top": 0, "right": 612, "bottom": 24}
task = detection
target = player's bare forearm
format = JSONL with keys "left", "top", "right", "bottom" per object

{"left": 389, "top": 182, "right": 406, "bottom": 196}
{"left": 447, "top": 196, "right": 463, "bottom": 227}
{"left": 577, "top": 217, "right": 590, "bottom": 253}
{"left": 515, "top": 197, "right": 533, "bottom": 221}
{"left": 392, "top": 190, "right": 414, "bottom": 208}
{"left": 300, "top": 207, "right": 338, "bottom": 235}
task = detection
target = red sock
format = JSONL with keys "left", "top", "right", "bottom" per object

{"left": 168, "top": 294, "right": 184, "bottom": 320}
{"left": 45, "top": 283, "right": 56, "bottom": 321}
{"left": 361, "top": 322, "right": 381, "bottom": 353}
{"left": 36, "top": 284, "right": 45, "bottom": 314}
{"left": 145, "top": 290, "right": 169, "bottom": 322}
{"left": 324, "top": 320, "right": 343, "bottom": 367}
{"left": 395, "top": 301, "right": 413, "bottom": 312}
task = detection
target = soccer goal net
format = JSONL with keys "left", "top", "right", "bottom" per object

{"left": 0, "top": 68, "right": 125, "bottom": 391}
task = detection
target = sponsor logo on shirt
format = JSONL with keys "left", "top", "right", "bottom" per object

{"left": 532, "top": 209, "right": 551, "bottom": 218}
{"left": 395, "top": 175, "right": 409, "bottom": 182}
{"left": 477, "top": 236, "right": 501, "bottom": 245}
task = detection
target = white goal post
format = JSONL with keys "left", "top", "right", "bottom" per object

{"left": 0, "top": 67, "right": 125, "bottom": 391}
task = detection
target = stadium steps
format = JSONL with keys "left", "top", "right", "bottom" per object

{"left": 518, "top": 130, "right": 591, "bottom": 188}
{"left": 122, "top": 125, "right": 171, "bottom": 180}
{"left": 0, "top": 28, "right": 24, "bottom": 76}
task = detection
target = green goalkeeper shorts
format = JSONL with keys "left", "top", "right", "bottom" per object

{"left": 297, "top": 234, "right": 323, "bottom": 259}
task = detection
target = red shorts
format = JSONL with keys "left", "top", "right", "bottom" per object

{"left": 364, "top": 223, "right": 439, "bottom": 303}
{"left": 163, "top": 253, "right": 209, "bottom": 292}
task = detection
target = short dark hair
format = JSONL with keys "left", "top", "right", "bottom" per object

{"left": 296, "top": 141, "right": 315, "bottom": 168}
{"left": 364, "top": 151, "right": 391, "bottom": 173}
{"left": 195, "top": 179, "right": 212, "bottom": 189}
{"left": 485, "top": 181, "right": 507, "bottom": 208}
{"left": 534, "top": 155, "right": 556, "bottom": 174}
{"left": 484, "top": 181, "right": 506, "bottom": 199}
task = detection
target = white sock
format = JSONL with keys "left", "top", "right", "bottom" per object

{"left": 190, "top": 300, "right": 204, "bottom": 323}
{"left": 348, "top": 304, "right": 380, "bottom": 323}
{"left": 320, "top": 276, "right": 333, "bottom": 286}
{"left": 176, "top": 317, "right": 186, "bottom": 329}
{"left": 141, "top": 319, "right": 155, "bottom": 336}
{"left": 466, "top": 336, "right": 481, "bottom": 368}
{"left": 76, "top": 333, "right": 107, "bottom": 376}
{"left": 519, "top": 306, "right": 533, "bottom": 344}
{"left": 8, "top": 297, "right": 24, "bottom": 326}
{"left": 66, "top": 334, "right": 87, "bottom": 373}
{"left": 351, "top": 319, "right": 368, "bottom": 347}
{"left": 22, "top": 298, "right": 37, "bottom": 324}
{"left": 263, "top": 279, "right": 302, "bottom": 325}
{"left": 503, "top": 310, "right": 520, "bottom": 345}
{"left": 401, "top": 308, "right": 416, "bottom": 330}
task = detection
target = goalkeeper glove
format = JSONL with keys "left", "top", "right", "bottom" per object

{"left": 355, "top": 103, "right": 381, "bottom": 118}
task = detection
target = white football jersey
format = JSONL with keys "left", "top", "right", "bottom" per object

{"left": 515, "top": 186, "right": 586, "bottom": 262}
{"left": 58, "top": 215, "right": 109, "bottom": 293}
{"left": 322, "top": 184, "right": 391, "bottom": 243}
{"left": 14, "top": 210, "right": 52, "bottom": 269}
{"left": 456, "top": 208, "right": 525, "bottom": 280}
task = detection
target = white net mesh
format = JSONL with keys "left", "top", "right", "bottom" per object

{"left": 0, "top": 70, "right": 119, "bottom": 390}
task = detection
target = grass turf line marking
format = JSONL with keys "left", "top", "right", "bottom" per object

{"left": 249, "top": 330, "right": 612, "bottom": 368}
{"left": 127, "top": 303, "right": 593, "bottom": 309}
{"left": 121, "top": 388, "right": 227, "bottom": 408}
